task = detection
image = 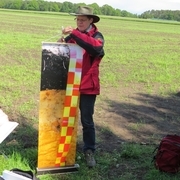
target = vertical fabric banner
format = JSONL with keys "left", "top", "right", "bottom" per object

{"left": 37, "top": 43, "right": 83, "bottom": 174}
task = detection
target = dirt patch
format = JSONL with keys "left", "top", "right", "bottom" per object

{"left": 76, "top": 83, "right": 180, "bottom": 152}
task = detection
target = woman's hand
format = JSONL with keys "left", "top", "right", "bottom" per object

{"left": 62, "top": 26, "right": 73, "bottom": 35}
{"left": 57, "top": 26, "right": 73, "bottom": 42}
{"left": 57, "top": 37, "right": 65, "bottom": 42}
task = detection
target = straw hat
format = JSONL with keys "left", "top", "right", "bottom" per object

{"left": 70, "top": 6, "right": 100, "bottom": 23}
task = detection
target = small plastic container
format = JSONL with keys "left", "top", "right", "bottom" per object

{"left": 2, "top": 170, "right": 31, "bottom": 180}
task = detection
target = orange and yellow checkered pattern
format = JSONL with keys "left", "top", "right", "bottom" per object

{"left": 55, "top": 52, "right": 82, "bottom": 166}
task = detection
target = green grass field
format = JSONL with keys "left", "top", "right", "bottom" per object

{"left": 0, "top": 9, "right": 180, "bottom": 180}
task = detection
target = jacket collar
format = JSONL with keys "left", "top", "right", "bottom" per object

{"left": 86, "top": 24, "right": 98, "bottom": 36}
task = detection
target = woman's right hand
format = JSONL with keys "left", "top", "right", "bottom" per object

{"left": 57, "top": 37, "right": 65, "bottom": 42}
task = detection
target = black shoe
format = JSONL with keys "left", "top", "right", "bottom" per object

{"left": 84, "top": 149, "right": 96, "bottom": 167}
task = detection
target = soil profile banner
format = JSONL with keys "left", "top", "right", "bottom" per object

{"left": 37, "top": 43, "right": 83, "bottom": 174}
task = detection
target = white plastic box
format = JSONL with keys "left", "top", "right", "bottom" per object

{"left": 2, "top": 170, "right": 31, "bottom": 180}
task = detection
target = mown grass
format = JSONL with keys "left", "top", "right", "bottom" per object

{"left": 0, "top": 9, "right": 180, "bottom": 179}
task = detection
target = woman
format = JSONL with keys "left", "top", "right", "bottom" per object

{"left": 58, "top": 6, "right": 105, "bottom": 168}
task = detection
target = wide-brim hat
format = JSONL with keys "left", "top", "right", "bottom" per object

{"left": 69, "top": 6, "right": 100, "bottom": 23}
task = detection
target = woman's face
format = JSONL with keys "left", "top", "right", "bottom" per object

{"left": 76, "top": 15, "right": 93, "bottom": 32}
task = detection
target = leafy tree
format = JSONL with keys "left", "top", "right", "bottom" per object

{"left": 27, "top": 0, "right": 39, "bottom": 10}
{"left": 101, "top": 4, "right": 115, "bottom": 16}
{"left": 114, "top": 9, "right": 121, "bottom": 16}
{"left": 48, "top": 2, "right": 59, "bottom": 12}
{"left": 121, "top": 10, "right": 129, "bottom": 17}
{"left": 0, "top": 0, "right": 6, "bottom": 8}
{"left": 61, "top": 1, "right": 73, "bottom": 13}
{"left": 89, "top": 3, "right": 102, "bottom": 15}
{"left": 21, "top": 0, "right": 29, "bottom": 10}
{"left": 56, "top": 2, "right": 63, "bottom": 12}
{"left": 13, "top": 0, "right": 22, "bottom": 9}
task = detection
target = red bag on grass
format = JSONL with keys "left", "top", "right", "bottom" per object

{"left": 153, "top": 134, "right": 180, "bottom": 173}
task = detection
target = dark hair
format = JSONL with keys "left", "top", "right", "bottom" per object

{"left": 87, "top": 15, "right": 93, "bottom": 20}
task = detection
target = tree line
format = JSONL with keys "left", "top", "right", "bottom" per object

{"left": 0, "top": 0, "right": 180, "bottom": 21}
{"left": 140, "top": 10, "right": 180, "bottom": 21}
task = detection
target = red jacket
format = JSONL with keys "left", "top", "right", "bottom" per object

{"left": 65, "top": 24, "right": 105, "bottom": 95}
